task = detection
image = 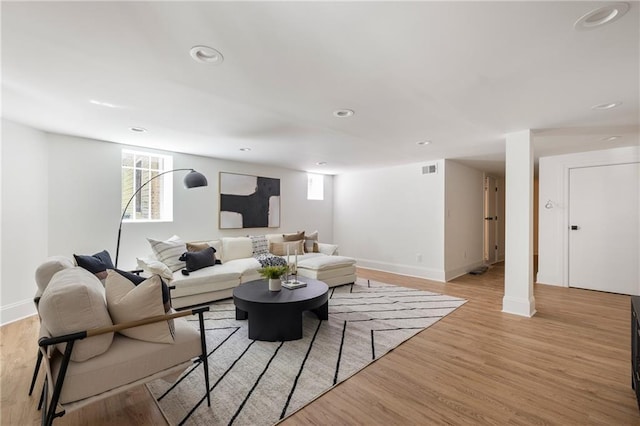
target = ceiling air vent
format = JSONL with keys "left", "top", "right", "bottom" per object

{"left": 422, "top": 164, "right": 437, "bottom": 174}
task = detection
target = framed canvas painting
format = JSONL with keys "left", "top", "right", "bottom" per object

{"left": 219, "top": 172, "right": 281, "bottom": 229}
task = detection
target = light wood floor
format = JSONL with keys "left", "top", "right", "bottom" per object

{"left": 2, "top": 264, "right": 639, "bottom": 425}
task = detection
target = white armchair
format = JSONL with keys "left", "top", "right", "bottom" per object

{"left": 38, "top": 307, "right": 210, "bottom": 425}
{"left": 33, "top": 265, "right": 211, "bottom": 426}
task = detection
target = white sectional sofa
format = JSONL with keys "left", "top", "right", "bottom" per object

{"left": 138, "top": 233, "right": 357, "bottom": 309}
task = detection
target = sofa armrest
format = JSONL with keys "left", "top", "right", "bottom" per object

{"left": 317, "top": 243, "right": 339, "bottom": 256}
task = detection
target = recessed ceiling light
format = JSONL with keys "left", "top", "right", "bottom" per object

{"left": 239, "top": 148, "right": 251, "bottom": 152}
{"left": 190, "top": 45, "right": 224, "bottom": 64}
{"left": 130, "top": 127, "right": 147, "bottom": 133}
{"left": 333, "top": 109, "right": 354, "bottom": 118}
{"left": 316, "top": 161, "right": 327, "bottom": 166}
{"left": 574, "top": 2, "right": 629, "bottom": 31}
{"left": 602, "top": 136, "right": 621, "bottom": 142}
{"left": 89, "top": 99, "right": 119, "bottom": 108}
{"left": 416, "top": 141, "right": 431, "bottom": 145}
{"left": 591, "top": 101, "right": 622, "bottom": 110}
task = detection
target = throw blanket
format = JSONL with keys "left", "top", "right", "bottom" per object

{"left": 254, "top": 253, "right": 288, "bottom": 267}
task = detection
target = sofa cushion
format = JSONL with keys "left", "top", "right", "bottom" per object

{"left": 113, "top": 268, "right": 171, "bottom": 309}
{"left": 179, "top": 247, "right": 217, "bottom": 272}
{"left": 265, "top": 233, "right": 284, "bottom": 244}
{"left": 297, "top": 255, "right": 356, "bottom": 271}
{"left": 136, "top": 257, "right": 174, "bottom": 281}
{"left": 298, "top": 264, "right": 357, "bottom": 280}
{"left": 249, "top": 235, "right": 269, "bottom": 255}
{"left": 54, "top": 317, "right": 201, "bottom": 405}
{"left": 35, "top": 256, "right": 75, "bottom": 293}
{"left": 207, "top": 240, "right": 222, "bottom": 257}
{"left": 39, "top": 268, "right": 114, "bottom": 362}
{"left": 220, "top": 257, "right": 262, "bottom": 275}
{"left": 73, "top": 250, "right": 114, "bottom": 280}
{"left": 105, "top": 271, "right": 174, "bottom": 344}
{"left": 170, "top": 263, "right": 243, "bottom": 297}
{"left": 148, "top": 235, "right": 186, "bottom": 272}
{"left": 304, "top": 230, "right": 320, "bottom": 253}
{"left": 317, "top": 242, "right": 339, "bottom": 256}
{"left": 270, "top": 240, "right": 304, "bottom": 256}
{"left": 186, "top": 242, "right": 209, "bottom": 252}
{"left": 221, "top": 237, "right": 253, "bottom": 262}
{"left": 283, "top": 231, "right": 304, "bottom": 242}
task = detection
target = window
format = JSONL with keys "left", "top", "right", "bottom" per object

{"left": 307, "top": 173, "right": 324, "bottom": 200}
{"left": 121, "top": 150, "right": 173, "bottom": 221}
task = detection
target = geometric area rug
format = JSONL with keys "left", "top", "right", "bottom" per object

{"left": 147, "top": 279, "right": 466, "bottom": 426}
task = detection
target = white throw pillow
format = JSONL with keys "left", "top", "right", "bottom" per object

{"left": 265, "top": 233, "right": 284, "bottom": 244}
{"left": 318, "top": 243, "right": 339, "bottom": 256}
{"left": 147, "top": 235, "right": 186, "bottom": 272}
{"left": 221, "top": 237, "right": 253, "bottom": 262}
{"left": 136, "top": 257, "right": 174, "bottom": 281}
{"left": 105, "top": 270, "right": 174, "bottom": 344}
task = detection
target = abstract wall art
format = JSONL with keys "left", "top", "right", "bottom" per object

{"left": 219, "top": 172, "right": 280, "bottom": 229}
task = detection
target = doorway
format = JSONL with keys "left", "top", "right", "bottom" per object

{"left": 568, "top": 163, "right": 640, "bottom": 295}
{"left": 483, "top": 175, "right": 498, "bottom": 264}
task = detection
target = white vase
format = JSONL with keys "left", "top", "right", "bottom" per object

{"left": 269, "top": 278, "right": 282, "bottom": 292}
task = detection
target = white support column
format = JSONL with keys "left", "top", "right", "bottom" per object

{"left": 502, "top": 130, "right": 536, "bottom": 317}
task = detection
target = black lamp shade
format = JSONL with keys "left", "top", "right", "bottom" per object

{"left": 184, "top": 170, "right": 208, "bottom": 188}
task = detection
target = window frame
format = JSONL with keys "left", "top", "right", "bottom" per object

{"left": 121, "top": 149, "right": 174, "bottom": 222}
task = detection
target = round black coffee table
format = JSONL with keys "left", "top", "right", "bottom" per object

{"left": 232, "top": 278, "right": 329, "bottom": 341}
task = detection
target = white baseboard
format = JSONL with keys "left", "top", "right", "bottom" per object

{"left": 535, "top": 272, "right": 565, "bottom": 287}
{"left": 355, "top": 258, "right": 445, "bottom": 282}
{"left": 502, "top": 295, "right": 536, "bottom": 317}
{"left": 1, "top": 299, "right": 36, "bottom": 326}
{"left": 444, "top": 261, "right": 485, "bottom": 281}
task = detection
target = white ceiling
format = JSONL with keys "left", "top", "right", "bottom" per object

{"left": 2, "top": 1, "right": 638, "bottom": 176}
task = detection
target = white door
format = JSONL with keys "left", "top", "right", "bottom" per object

{"left": 569, "top": 163, "right": 640, "bottom": 295}
{"left": 484, "top": 176, "right": 498, "bottom": 264}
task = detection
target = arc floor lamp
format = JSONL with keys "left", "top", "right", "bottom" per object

{"left": 115, "top": 168, "right": 208, "bottom": 267}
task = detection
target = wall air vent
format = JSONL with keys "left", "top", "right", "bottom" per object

{"left": 422, "top": 164, "right": 437, "bottom": 174}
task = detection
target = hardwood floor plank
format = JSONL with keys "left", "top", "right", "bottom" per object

{"left": 2, "top": 264, "right": 638, "bottom": 425}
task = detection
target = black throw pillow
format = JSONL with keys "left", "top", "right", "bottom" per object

{"left": 179, "top": 247, "right": 216, "bottom": 272}
{"left": 74, "top": 250, "right": 115, "bottom": 278}
{"left": 113, "top": 268, "right": 171, "bottom": 307}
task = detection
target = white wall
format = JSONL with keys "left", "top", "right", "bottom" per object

{"left": 537, "top": 146, "right": 640, "bottom": 286}
{"left": 333, "top": 160, "right": 446, "bottom": 281}
{"left": 444, "top": 160, "right": 484, "bottom": 280}
{"left": 1, "top": 120, "right": 333, "bottom": 324}
{"left": 1, "top": 120, "right": 49, "bottom": 324}
{"left": 46, "top": 133, "right": 334, "bottom": 271}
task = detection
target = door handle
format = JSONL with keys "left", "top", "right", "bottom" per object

{"left": 571, "top": 225, "right": 580, "bottom": 230}
{"left": 484, "top": 217, "right": 494, "bottom": 221}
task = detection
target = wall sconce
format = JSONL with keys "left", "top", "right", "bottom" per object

{"left": 545, "top": 200, "right": 554, "bottom": 209}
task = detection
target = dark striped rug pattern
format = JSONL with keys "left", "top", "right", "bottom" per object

{"left": 147, "top": 279, "right": 466, "bottom": 426}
